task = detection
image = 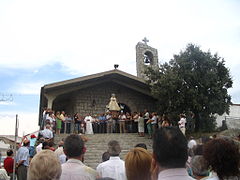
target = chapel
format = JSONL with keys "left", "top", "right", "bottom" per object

{"left": 38, "top": 39, "right": 159, "bottom": 124}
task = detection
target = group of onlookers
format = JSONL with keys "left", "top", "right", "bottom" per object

{"left": 73, "top": 111, "right": 145, "bottom": 135}
{"left": 1, "top": 126, "right": 239, "bottom": 180}
{"left": 42, "top": 107, "right": 190, "bottom": 139}
{"left": 42, "top": 108, "right": 71, "bottom": 135}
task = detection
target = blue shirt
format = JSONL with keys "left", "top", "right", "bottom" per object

{"left": 98, "top": 116, "right": 106, "bottom": 123}
{"left": 30, "top": 138, "right": 36, "bottom": 147}
{"left": 16, "top": 146, "right": 29, "bottom": 166}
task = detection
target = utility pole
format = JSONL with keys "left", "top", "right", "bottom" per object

{"left": 13, "top": 114, "right": 19, "bottom": 180}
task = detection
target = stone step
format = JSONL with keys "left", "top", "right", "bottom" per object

{"left": 54, "top": 133, "right": 153, "bottom": 169}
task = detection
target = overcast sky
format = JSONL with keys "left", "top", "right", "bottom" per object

{"left": 0, "top": 0, "right": 239, "bottom": 135}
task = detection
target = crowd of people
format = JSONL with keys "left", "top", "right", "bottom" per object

{"left": 41, "top": 108, "right": 190, "bottom": 138}
{"left": 0, "top": 126, "right": 239, "bottom": 180}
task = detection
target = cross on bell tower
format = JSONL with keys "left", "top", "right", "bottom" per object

{"left": 142, "top": 37, "right": 149, "bottom": 45}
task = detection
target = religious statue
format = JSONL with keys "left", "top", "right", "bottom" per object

{"left": 108, "top": 94, "right": 121, "bottom": 111}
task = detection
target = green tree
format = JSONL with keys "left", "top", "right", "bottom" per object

{"left": 145, "top": 44, "right": 233, "bottom": 132}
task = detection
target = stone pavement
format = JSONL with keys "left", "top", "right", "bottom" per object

{"left": 55, "top": 133, "right": 153, "bottom": 169}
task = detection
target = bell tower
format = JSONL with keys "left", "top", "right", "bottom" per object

{"left": 136, "top": 37, "right": 159, "bottom": 79}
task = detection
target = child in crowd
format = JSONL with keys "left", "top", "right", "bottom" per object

{"left": 29, "top": 134, "right": 37, "bottom": 161}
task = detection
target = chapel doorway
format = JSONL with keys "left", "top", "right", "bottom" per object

{"left": 118, "top": 103, "right": 131, "bottom": 114}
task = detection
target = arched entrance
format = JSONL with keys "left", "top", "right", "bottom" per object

{"left": 118, "top": 103, "right": 131, "bottom": 113}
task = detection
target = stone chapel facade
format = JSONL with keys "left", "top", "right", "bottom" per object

{"left": 38, "top": 40, "right": 159, "bottom": 124}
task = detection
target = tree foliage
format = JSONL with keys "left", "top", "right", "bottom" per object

{"left": 145, "top": 44, "right": 233, "bottom": 131}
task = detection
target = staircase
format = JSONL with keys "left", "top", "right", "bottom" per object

{"left": 55, "top": 133, "right": 153, "bottom": 169}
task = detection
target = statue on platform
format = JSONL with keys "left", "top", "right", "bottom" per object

{"left": 106, "top": 94, "right": 121, "bottom": 133}
{"left": 107, "top": 94, "right": 121, "bottom": 111}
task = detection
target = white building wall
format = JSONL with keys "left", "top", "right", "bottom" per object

{"left": 216, "top": 104, "right": 240, "bottom": 129}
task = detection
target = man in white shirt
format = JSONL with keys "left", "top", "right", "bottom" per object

{"left": 106, "top": 112, "right": 113, "bottom": 133}
{"left": 40, "top": 124, "right": 53, "bottom": 139}
{"left": 119, "top": 112, "right": 126, "bottom": 133}
{"left": 60, "top": 134, "right": 99, "bottom": 180}
{"left": 41, "top": 107, "right": 47, "bottom": 129}
{"left": 151, "top": 127, "right": 194, "bottom": 180}
{"left": 178, "top": 114, "right": 187, "bottom": 135}
{"left": 143, "top": 109, "right": 150, "bottom": 134}
{"left": 36, "top": 138, "right": 44, "bottom": 154}
{"left": 97, "top": 140, "right": 126, "bottom": 180}
{"left": 151, "top": 112, "right": 158, "bottom": 134}
{"left": 84, "top": 114, "right": 94, "bottom": 134}
{"left": 55, "top": 140, "right": 64, "bottom": 162}
{"left": 188, "top": 137, "right": 197, "bottom": 150}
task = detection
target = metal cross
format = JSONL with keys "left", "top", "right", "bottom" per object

{"left": 142, "top": 37, "right": 149, "bottom": 44}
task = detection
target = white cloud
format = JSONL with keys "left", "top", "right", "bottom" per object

{"left": 0, "top": 101, "right": 15, "bottom": 105}
{"left": 0, "top": 112, "right": 39, "bottom": 136}
{"left": 11, "top": 81, "right": 44, "bottom": 95}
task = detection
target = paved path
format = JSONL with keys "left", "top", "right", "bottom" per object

{"left": 55, "top": 133, "right": 153, "bottom": 169}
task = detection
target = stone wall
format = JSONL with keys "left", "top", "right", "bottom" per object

{"left": 54, "top": 81, "right": 156, "bottom": 116}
